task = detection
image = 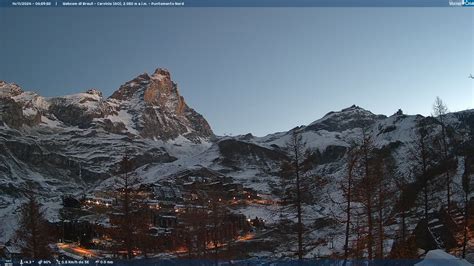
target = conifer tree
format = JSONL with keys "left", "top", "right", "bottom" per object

{"left": 14, "top": 193, "right": 53, "bottom": 259}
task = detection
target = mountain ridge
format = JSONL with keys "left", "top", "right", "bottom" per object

{"left": 0, "top": 68, "right": 213, "bottom": 142}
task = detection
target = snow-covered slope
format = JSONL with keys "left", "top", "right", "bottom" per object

{"left": 0, "top": 68, "right": 215, "bottom": 240}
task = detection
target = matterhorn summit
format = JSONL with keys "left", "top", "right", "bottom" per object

{"left": 105, "top": 67, "right": 213, "bottom": 141}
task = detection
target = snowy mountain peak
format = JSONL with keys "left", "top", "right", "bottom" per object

{"left": 85, "top": 88, "right": 103, "bottom": 98}
{"left": 109, "top": 73, "right": 151, "bottom": 101}
{"left": 103, "top": 67, "right": 213, "bottom": 142}
{"left": 321, "top": 104, "right": 373, "bottom": 119}
{"left": 306, "top": 105, "right": 386, "bottom": 132}
{"left": 108, "top": 68, "right": 187, "bottom": 115}
{"left": 340, "top": 104, "right": 365, "bottom": 112}
{"left": 109, "top": 68, "right": 178, "bottom": 107}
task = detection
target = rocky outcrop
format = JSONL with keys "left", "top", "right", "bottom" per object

{"left": 49, "top": 102, "right": 97, "bottom": 128}
{"left": 0, "top": 97, "right": 27, "bottom": 128}
{"left": 47, "top": 89, "right": 108, "bottom": 128}
{"left": 217, "top": 139, "right": 288, "bottom": 171}
{"left": 0, "top": 95, "right": 42, "bottom": 128}
{"left": 0, "top": 81, "right": 23, "bottom": 98}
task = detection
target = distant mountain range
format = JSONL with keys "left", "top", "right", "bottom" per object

{"left": 0, "top": 68, "right": 213, "bottom": 142}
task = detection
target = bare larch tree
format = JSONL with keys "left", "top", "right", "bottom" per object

{"left": 432, "top": 96, "right": 453, "bottom": 210}
{"left": 280, "top": 130, "right": 308, "bottom": 260}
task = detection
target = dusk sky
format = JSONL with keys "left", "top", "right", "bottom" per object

{"left": 0, "top": 8, "right": 472, "bottom": 136}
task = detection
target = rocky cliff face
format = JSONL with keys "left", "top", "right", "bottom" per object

{"left": 0, "top": 81, "right": 23, "bottom": 97}
{"left": 0, "top": 81, "right": 44, "bottom": 127}
{"left": 0, "top": 68, "right": 213, "bottom": 142}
